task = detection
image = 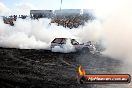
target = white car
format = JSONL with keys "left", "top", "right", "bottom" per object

{"left": 50, "top": 38, "right": 96, "bottom": 53}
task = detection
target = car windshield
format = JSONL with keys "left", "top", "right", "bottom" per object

{"left": 52, "top": 38, "right": 67, "bottom": 44}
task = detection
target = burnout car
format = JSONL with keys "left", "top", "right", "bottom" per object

{"left": 50, "top": 38, "right": 96, "bottom": 53}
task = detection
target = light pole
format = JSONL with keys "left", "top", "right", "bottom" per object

{"left": 60, "top": 0, "right": 62, "bottom": 11}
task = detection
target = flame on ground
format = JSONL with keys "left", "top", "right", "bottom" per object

{"left": 78, "top": 65, "right": 86, "bottom": 76}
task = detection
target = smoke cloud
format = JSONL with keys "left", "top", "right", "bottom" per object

{"left": 0, "top": 2, "right": 10, "bottom": 16}
{"left": 0, "top": 19, "right": 56, "bottom": 49}
{"left": 101, "top": 0, "right": 132, "bottom": 64}
{"left": 11, "top": 3, "right": 36, "bottom": 15}
{"left": 0, "top": 18, "right": 101, "bottom": 51}
{"left": 51, "top": 39, "right": 76, "bottom": 53}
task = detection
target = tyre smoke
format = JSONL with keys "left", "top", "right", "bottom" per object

{"left": 101, "top": 0, "right": 132, "bottom": 64}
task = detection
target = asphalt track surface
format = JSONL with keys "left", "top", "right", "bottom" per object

{"left": 0, "top": 48, "right": 131, "bottom": 88}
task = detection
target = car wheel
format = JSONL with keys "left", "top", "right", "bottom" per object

{"left": 82, "top": 47, "right": 90, "bottom": 54}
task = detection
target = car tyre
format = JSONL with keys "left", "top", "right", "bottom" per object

{"left": 82, "top": 47, "right": 90, "bottom": 54}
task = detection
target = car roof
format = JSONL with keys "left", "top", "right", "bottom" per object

{"left": 54, "top": 38, "right": 68, "bottom": 39}
{"left": 54, "top": 38, "right": 75, "bottom": 39}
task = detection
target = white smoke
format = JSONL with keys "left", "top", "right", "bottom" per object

{"left": 0, "top": 2, "right": 10, "bottom": 16}
{"left": 101, "top": 0, "right": 132, "bottom": 64}
{"left": 51, "top": 39, "right": 76, "bottom": 53}
{"left": 0, "top": 19, "right": 76, "bottom": 49}
{"left": 0, "top": 18, "right": 103, "bottom": 56}
{"left": 74, "top": 20, "right": 102, "bottom": 42}
{"left": 0, "top": 2, "right": 36, "bottom": 16}
{"left": 11, "top": 3, "right": 36, "bottom": 15}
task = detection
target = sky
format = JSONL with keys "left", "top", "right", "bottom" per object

{"left": 0, "top": 0, "right": 115, "bottom": 9}
{"left": 1, "top": 0, "right": 85, "bottom": 9}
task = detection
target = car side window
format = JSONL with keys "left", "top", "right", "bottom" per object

{"left": 71, "top": 39, "right": 79, "bottom": 45}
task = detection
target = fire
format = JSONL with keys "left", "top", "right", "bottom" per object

{"left": 78, "top": 65, "right": 86, "bottom": 76}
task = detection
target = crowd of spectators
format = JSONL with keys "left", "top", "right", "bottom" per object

{"left": 3, "top": 15, "right": 17, "bottom": 26}
{"left": 2, "top": 13, "right": 94, "bottom": 28}
{"left": 3, "top": 15, "right": 28, "bottom": 26}
{"left": 50, "top": 14, "right": 94, "bottom": 29}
